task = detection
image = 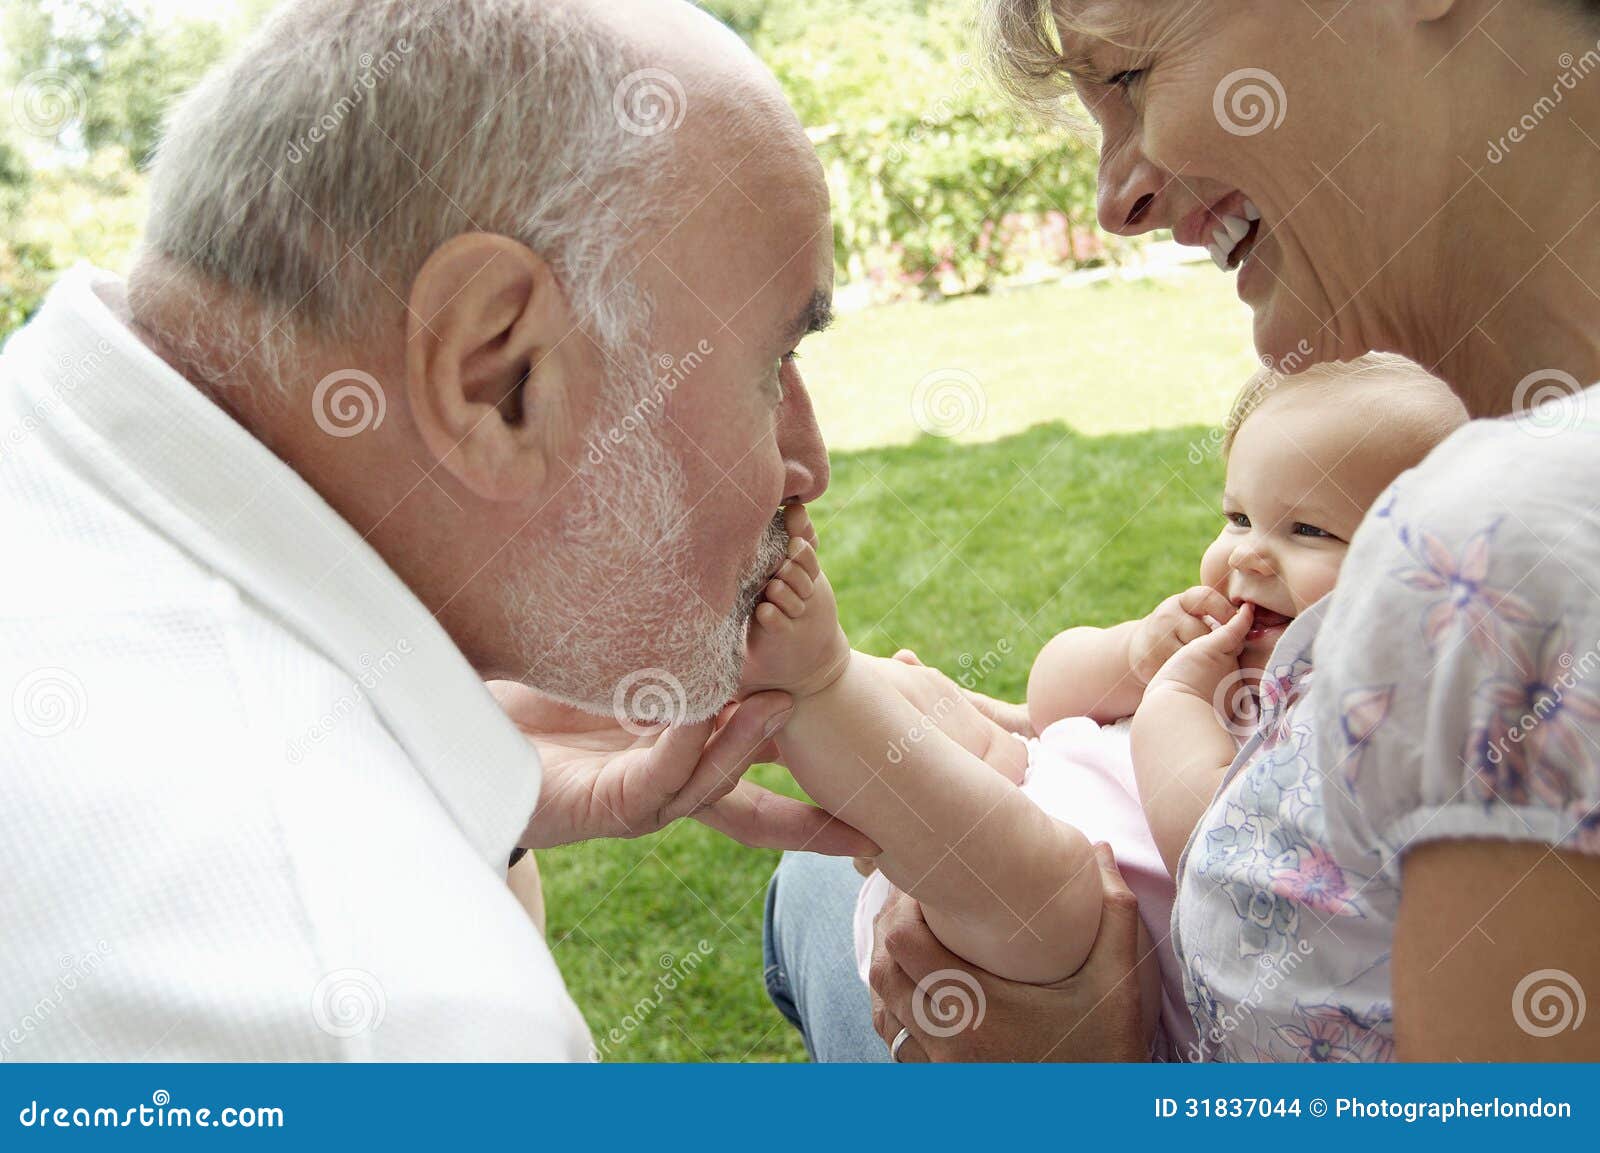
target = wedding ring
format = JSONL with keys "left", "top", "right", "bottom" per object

{"left": 890, "top": 1026, "right": 912, "bottom": 1062}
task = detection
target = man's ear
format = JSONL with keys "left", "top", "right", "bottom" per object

{"left": 405, "top": 233, "right": 578, "bottom": 502}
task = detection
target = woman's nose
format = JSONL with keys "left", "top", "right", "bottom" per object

{"left": 1096, "top": 131, "right": 1167, "bottom": 237}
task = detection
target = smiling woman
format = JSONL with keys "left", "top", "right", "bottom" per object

{"left": 768, "top": 0, "right": 1600, "bottom": 1063}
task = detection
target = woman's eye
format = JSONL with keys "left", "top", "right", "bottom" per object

{"left": 1108, "top": 68, "right": 1145, "bottom": 90}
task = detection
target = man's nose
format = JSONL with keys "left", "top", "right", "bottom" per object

{"left": 778, "top": 377, "right": 829, "bottom": 505}
{"left": 1096, "top": 130, "right": 1167, "bottom": 237}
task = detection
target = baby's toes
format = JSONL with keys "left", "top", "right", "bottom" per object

{"left": 763, "top": 578, "right": 806, "bottom": 618}
{"left": 777, "top": 556, "right": 814, "bottom": 598}
{"left": 788, "top": 536, "right": 822, "bottom": 581}
{"left": 784, "top": 504, "right": 818, "bottom": 548}
{"left": 753, "top": 601, "right": 792, "bottom": 634}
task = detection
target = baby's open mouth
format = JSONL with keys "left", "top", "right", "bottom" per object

{"left": 1246, "top": 604, "right": 1293, "bottom": 640}
{"left": 1207, "top": 199, "right": 1262, "bottom": 272}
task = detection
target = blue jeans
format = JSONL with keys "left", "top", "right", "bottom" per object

{"left": 762, "top": 851, "right": 890, "bottom": 1062}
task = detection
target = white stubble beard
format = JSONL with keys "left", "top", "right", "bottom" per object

{"left": 498, "top": 354, "right": 789, "bottom": 725}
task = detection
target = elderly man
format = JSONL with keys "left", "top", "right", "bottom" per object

{"left": 0, "top": 0, "right": 862, "bottom": 1059}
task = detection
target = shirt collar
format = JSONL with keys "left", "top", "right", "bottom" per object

{"left": 12, "top": 264, "right": 540, "bottom": 867}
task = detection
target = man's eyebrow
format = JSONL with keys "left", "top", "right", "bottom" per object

{"left": 783, "top": 290, "right": 833, "bottom": 346}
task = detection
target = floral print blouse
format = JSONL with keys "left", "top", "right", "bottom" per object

{"left": 1171, "top": 391, "right": 1600, "bottom": 1061}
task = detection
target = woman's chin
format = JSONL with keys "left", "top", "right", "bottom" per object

{"left": 1251, "top": 302, "right": 1324, "bottom": 377}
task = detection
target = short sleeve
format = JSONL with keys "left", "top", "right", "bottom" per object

{"left": 1311, "top": 412, "right": 1600, "bottom": 880}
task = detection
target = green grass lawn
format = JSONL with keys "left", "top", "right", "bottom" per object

{"left": 539, "top": 272, "right": 1251, "bottom": 1061}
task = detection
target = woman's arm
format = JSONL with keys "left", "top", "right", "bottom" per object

{"left": 1394, "top": 839, "right": 1600, "bottom": 1060}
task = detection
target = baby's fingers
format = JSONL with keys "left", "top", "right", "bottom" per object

{"left": 1178, "top": 586, "right": 1237, "bottom": 626}
{"left": 1200, "top": 601, "right": 1254, "bottom": 654}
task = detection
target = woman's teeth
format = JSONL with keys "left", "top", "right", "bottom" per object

{"left": 1207, "top": 199, "right": 1263, "bottom": 272}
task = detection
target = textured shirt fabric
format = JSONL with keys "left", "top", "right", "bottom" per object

{"left": 1, "top": 266, "right": 591, "bottom": 1060}
{"left": 1172, "top": 392, "right": 1600, "bottom": 1061}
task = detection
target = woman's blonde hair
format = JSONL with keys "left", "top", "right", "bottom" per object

{"left": 980, "top": 1, "right": 1152, "bottom": 122}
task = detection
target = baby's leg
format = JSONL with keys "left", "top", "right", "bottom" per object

{"left": 864, "top": 653, "right": 1029, "bottom": 784}
{"left": 748, "top": 520, "right": 1101, "bottom": 986}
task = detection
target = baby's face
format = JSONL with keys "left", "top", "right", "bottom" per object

{"left": 1199, "top": 388, "right": 1411, "bottom": 671}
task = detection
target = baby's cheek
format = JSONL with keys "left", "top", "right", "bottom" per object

{"left": 1293, "top": 548, "right": 1347, "bottom": 611}
{"left": 1199, "top": 534, "right": 1231, "bottom": 591}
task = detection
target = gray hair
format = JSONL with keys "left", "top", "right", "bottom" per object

{"left": 131, "top": 0, "right": 674, "bottom": 379}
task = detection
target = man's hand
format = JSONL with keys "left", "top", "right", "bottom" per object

{"left": 491, "top": 681, "right": 874, "bottom": 856}
{"left": 1128, "top": 586, "right": 1238, "bottom": 686}
{"left": 868, "top": 844, "right": 1150, "bottom": 1061}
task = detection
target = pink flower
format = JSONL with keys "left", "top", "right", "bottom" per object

{"left": 1267, "top": 844, "right": 1362, "bottom": 917}
{"left": 1394, "top": 527, "right": 1536, "bottom": 656}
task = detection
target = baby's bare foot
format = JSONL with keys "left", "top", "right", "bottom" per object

{"left": 741, "top": 509, "right": 850, "bottom": 696}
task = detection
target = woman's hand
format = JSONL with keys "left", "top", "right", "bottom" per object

{"left": 868, "top": 843, "right": 1150, "bottom": 1061}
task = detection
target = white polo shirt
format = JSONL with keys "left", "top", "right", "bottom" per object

{"left": 0, "top": 266, "right": 591, "bottom": 1060}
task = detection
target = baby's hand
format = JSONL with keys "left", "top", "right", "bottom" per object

{"left": 1129, "top": 586, "right": 1239, "bottom": 685}
{"left": 740, "top": 506, "right": 851, "bottom": 699}
{"left": 1145, "top": 602, "right": 1256, "bottom": 716}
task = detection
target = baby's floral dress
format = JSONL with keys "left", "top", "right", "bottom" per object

{"left": 1171, "top": 389, "right": 1600, "bottom": 1061}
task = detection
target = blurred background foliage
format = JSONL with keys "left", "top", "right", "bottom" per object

{"left": 2, "top": 0, "right": 1116, "bottom": 340}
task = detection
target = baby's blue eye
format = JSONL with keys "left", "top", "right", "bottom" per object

{"left": 1226, "top": 512, "right": 1250, "bottom": 529}
{"left": 1294, "top": 523, "right": 1332, "bottom": 538}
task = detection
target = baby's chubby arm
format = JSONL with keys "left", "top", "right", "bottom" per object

{"left": 1129, "top": 603, "right": 1253, "bottom": 875}
{"left": 1027, "top": 586, "right": 1238, "bottom": 731}
{"left": 744, "top": 509, "right": 1101, "bottom": 985}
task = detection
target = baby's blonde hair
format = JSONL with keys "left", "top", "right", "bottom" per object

{"left": 1221, "top": 353, "right": 1467, "bottom": 460}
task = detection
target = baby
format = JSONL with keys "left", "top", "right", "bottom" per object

{"left": 743, "top": 354, "right": 1467, "bottom": 1051}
